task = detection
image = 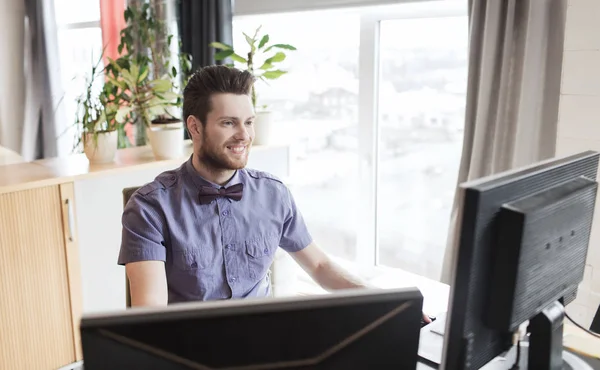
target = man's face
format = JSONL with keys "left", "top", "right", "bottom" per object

{"left": 190, "top": 93, "right": 255, "bottom": 171}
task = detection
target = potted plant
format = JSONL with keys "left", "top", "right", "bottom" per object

{"left": 106, "top": 59, "right": 183, "bottom": 160}
{"left": 73, "top": 54, "right": 119, "bottom": 164}
{"left": 210, "top": 25, "right": 296, "bottom": 145}
{"left": 104, "top": 2, "right": 192, "bottom": 159}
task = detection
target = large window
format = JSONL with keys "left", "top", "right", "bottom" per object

{"left": 233, "top": 10, "right": 361, "bottom": 261}
{"left": 235, "top": 0, "right": 468, "bottom": 281}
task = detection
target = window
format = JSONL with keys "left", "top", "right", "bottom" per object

{"left": 233, "top": 10, "right": 361, "bottom": 261}
{"left": 53, "top": 0, "right": 103, "bottom": 154}
{"left": 235, "top": 0, "right": 468, "bottom": 281}
{"left": 376, "top": 15, "right": 468, "bottom": 279}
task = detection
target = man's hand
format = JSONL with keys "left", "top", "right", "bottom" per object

{"left": 126, "top": 260, "right": 168, "bottom": 307}
{"left": 422, "top": 313, "right": 432, "bottom": 324}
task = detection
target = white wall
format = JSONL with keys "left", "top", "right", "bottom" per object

{"left": 557, "top": 0, "right": 600, "bottom": 327}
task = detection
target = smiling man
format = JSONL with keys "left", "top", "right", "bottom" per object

{"left": 117, "top": 65, "right": 377, "bottom": 308}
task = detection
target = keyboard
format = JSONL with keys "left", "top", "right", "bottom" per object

{"left": 418, "top": 312, "right": 447, "bottom": 367}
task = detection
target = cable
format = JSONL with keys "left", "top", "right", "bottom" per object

{"left": 508, "top": 331, "right": 521, "bottom": 370}
{"left": 565, "top": 311, "right": 600, "bottom": 339}
{"left": 508, "top": 339, "right": 521, "bottom": 370}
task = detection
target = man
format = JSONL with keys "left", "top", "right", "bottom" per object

{"left": 118, "top": 65, "right": 430, "bottom": 323}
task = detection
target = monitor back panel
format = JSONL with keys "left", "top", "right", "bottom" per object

{"left": 81, "top": 288, "right": 423, "bottom": 370}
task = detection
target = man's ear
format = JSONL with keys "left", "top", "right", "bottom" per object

{"left": 186, "top": 115, "right": 201, "bottom": 137}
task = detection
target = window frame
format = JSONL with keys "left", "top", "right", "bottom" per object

{"left": 235, "top": 0, "right": 469, "bottom": 274}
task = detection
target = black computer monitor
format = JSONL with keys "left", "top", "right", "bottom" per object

{"left": 441, "top": 151, "right": 599, "bottom": 370}
{"left": 80, "top": 287, "right": 424, "bottom": 369}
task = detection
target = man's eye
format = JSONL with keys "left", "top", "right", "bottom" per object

{"left": 246, "top": 121, "right": 254, "bottom": 126}
{"left": 223, "top": 121, "right": 234, "bottom": 125}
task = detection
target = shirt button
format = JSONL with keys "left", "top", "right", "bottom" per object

{"left": 229, "top": 277, "right": 236, "bottom": 283}
{"left": 225, "top": 244, "right": 231, "bottom": 249}
{"left": 263, "top": 248, "right": 269, "bottom": 253}
{"left": 222, "top": 210, "right": 230, "bottom": 216}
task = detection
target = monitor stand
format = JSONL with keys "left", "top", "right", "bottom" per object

{"left": 481, "top": 301, "right": 592, "bottom": 370}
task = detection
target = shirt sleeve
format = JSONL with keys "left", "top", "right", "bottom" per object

{"left": 118, "top": 192, "right": 167, "bottom": 265}
{"left": 278, "top": 185, "right": 313, "bottom": 253}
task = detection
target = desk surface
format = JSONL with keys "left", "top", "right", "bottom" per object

{"left": 417, "top": 319, "right": 600, "bottom": 369}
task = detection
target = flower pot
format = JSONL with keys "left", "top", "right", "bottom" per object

{"left": 84, "top": 131, "right": 118, "bottom": 164}
{"left": 147, "top": 122, "right": 184, "bottom": 160}
{"left": 253, "top": 111, "right": 278, "bottom": 146}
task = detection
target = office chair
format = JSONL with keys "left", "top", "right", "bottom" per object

{"left": 122, "top": 186, "right": 141, "bottom": 308}
{"left": 592, "top": 304, "right": 600, "bottom": 334}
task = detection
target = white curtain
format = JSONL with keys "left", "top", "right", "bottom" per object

{"left": 440, "top": 0, "right": 568, "bottom": 284}
{"left": 0, "top": 2, "right": 26, "bottom": 155}
{"left": 0, "top": 0, "right": 66, "bottom": 161}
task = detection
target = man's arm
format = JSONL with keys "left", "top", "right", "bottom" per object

{"left": 290, "top": 242, "right": 432, "bottom": 323}
{"left": 126, "top": 261, "right": 168, "bottom": 307}
{"left": 290, "top": 242, "right": 367, "bottom": 291}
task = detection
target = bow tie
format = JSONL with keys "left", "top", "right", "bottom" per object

{"left": 198, "top": 183, "right": 244, "bottom": 205}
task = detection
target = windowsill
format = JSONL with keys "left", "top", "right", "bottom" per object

{"left": 280, "top": 256, "right": 450, "bottom": 316}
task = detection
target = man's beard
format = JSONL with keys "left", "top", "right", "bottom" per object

{"left": 197, "top": 135, "right": 248, "bottom": 172}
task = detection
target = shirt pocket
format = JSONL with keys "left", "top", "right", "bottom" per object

{"left": 245, "top": 234, "right": 279, "bottom": 280}
{"left": 173, "top": 248, "right": 212, "bottom": 271}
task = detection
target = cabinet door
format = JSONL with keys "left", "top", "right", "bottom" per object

{"left": 0, "top": 184, "right": 79, "bottom": 369}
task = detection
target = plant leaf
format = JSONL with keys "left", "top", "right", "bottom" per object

{"left": 258, "top": 62, "right": 274, "bottom": 70}
{"left": 262, "top": 70, "right": 287, "bottom": 79}
{"left": 264, "top": 52, "right": 286, "bottom": 64}
{"left": 214, "top": 49, "right": 234, "bottom": 61}
{"left": 210, "top": 41, "right": 233, "bottom": 50}
{"left": 138, "top": 65, "right": 149, "bottom": 83}
{"left": 115, "top": 106, "right": 132, "bottom": 123}
{"left": 230, "top": 53, "right": 248, "bottom": 63}
{"left": 156, "top": 91, "right": 179, "bottom": 101}
{"left": 151, "top": 78, "right": 172, "bottom": 93}
{"left": 243, "top": 32, "right": 256, "bottom": 52}
{"left": 258, "top": 34, "right": 269, "bottom": 49}
{"left": 264, "top": 44, "right": 297, "bottom": 52}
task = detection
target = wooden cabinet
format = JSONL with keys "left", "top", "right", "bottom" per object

{"left": 0, "top": 183, "right": 82, "bottom": 369}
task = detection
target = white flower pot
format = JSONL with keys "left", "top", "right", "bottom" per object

{"left": 84, "top": 131, "right": 118, "bottom": 164}
{"left": 253, "top": 111, "right": 277, "bottom": 146}
{"left": 147, "top": 123, "right": 184, "bottom": 160}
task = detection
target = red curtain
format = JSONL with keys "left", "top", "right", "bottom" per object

{"left": 99, "top": 0, "right": 126, "bottom": 65}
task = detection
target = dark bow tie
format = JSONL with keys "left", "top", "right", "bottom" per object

{"left": 198, "top": 183, "right": 244, "bottom": 205}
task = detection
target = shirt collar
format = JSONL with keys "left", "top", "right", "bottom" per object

{"left": 184, "top": 155, "right": 242, "bottom": 189}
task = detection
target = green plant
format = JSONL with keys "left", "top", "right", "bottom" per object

{"left": 72, "top": 52, "right": 119, "bottom": 152}
{"left": 105, "top": 1, "right": 192, "bottom": 132}
{"left": 106, "top": 59, "right": 179, "bottom": 129}
{"left": 210, "top": 25, "right": 296, "bottom": 110}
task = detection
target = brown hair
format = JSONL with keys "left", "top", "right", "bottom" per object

{"left": 183, "top": 65, "right": 255, "bottom": 125}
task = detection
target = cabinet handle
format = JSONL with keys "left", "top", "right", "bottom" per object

{"left": 65, "top": 198, "right": 75, "bottom": 242}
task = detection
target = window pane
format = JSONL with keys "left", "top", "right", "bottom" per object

{"left": 233, "top": 11, "right": 360, "bottom": 261}
{"left": 54, "top": 0, "right": 101, "bottom": 25}
{"left": 57, "top": 27, "right": 104, "bottom": 152}
{"left": 376, "top": 15, "right": 468, "bottom": 280}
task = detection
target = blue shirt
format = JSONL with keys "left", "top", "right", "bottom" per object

{"left": 118, "top": 156, "right": 313, "bottom": 303}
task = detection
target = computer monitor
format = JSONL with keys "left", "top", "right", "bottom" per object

{"left": 441, "top": 151, "right": 599, "bottom": 370}
{"left": 80, "top": 287, "right": 424, "bottom": 369}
